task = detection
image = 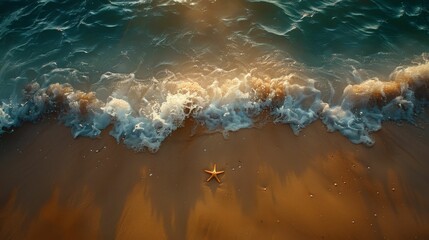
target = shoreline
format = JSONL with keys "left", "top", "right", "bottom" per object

{"left": 1, "top": 117, "right": 429, "bottom": 239}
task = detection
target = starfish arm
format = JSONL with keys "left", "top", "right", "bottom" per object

{"left": 218, "top": 170, "right": 224, "bottom": 174}
{"left": 214, "top": 175, "right": 221, "bottom": 183}
{"left": 206, "top": 175, "right": 214, "bottom": 182}
{"left": 204, "top": 170, "right": 213, "bottom": 174}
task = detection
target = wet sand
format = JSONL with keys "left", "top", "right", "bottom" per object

{"left": 1, "top": 116, "right": 429, "bottom": 239}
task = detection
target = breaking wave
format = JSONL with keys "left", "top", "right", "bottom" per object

{"left": 1, "top": 62, "right": 428, "bottom": 151}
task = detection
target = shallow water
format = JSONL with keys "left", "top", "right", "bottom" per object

{"left": 1, "top": 0, "right": 429, "bottom": 150}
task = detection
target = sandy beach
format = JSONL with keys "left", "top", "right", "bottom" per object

{"left": 1, "top": 116, "right": 429, "bottom": 239}
{"left": 2, "top": 0, "right": 429, "bottom": 239}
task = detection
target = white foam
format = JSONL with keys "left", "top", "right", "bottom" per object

{"left": 272, "top": 79, "right": 326, "bottom": 134}
{"left": 0, "top": 102, "right": 15, "bottom": 134}
{"left": 319, "top": 62, "right": 429, "bottom": 146}
{"left": 321, "top": 105, "right": 380, "bottom": 146}
{"left": 1, "top": 62, "right": 429, "bottom": 150}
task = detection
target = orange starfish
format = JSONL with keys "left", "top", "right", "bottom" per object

{"left": 204, "top": 164, "right": 224, "bottom": 183}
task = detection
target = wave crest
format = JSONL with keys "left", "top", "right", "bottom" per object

{"left": 1, "top": 63, "right": 428, "bottom": 151}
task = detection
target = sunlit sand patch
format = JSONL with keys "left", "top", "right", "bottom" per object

{"left": 25, "top": 188, "right": 101, "bottom": 240}
{"left": 0, "top": 190, "right": 27, "bottom": 240}
{"left": 115, "top": 183, "right": 167, "bottom": 239}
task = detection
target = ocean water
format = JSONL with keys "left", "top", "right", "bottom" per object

{"left": 0, "top": 0, "right": 428, "bottom": 151}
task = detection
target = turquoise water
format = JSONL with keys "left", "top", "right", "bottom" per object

{"left": 1, "top": 0, "right": 428, "bottom": 150}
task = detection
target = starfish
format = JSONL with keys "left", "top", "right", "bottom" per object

{"left": 204, "top": 164, "right": 224, "bottom": 183}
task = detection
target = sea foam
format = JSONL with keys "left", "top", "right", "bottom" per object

{"left": 1, "top": 63, "right": 428, "bottom": 151}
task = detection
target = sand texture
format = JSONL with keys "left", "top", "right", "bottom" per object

{"left": 1, "top": 117, "right": 429, "bottom": 239}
